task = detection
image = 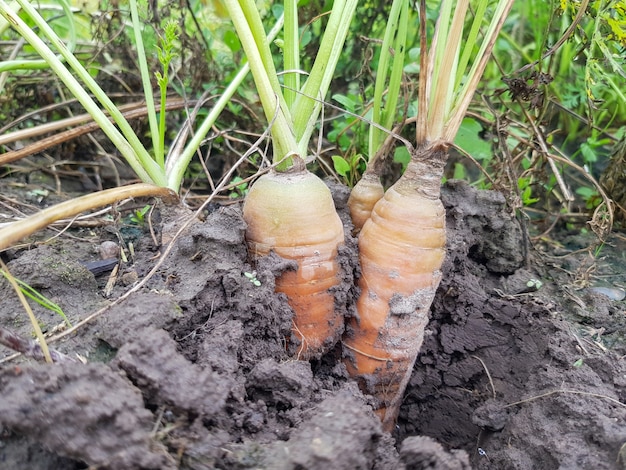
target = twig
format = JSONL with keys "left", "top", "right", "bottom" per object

{"left": 0, "top": 326, "right": 76, "bottom": 364}
{"left": 516, "top": 101, "right": 573, "bottom": 202}
{"left": 450, "top": 142, "right": 497, "bottom": 187}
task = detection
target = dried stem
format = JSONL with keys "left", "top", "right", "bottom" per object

{"left": 0, "top": 326, "right": 76, "bottom": 363}
{"left": 0, "top": 98, "right": 194, "bottom": 166}
{"left": 0, "top": 183, "right": 178, "bottom": 252}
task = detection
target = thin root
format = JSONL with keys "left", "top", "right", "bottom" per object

{"left": 292, "top": 321, "right": 308, "bottom": 361}
{"left": 505, "top": 389, "right": 626, "bottom": 409}
{"left": 471, "top": 355, "right": 496, "bottom": 399}
{"left": 342, "top": 341, "right": 390, "bottom": 362}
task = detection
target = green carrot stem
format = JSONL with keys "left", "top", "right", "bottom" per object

{"left": 129, "top": 0, "right": 163, "bottom": 167}
{"left": 283, "top": 0, "right": 300, "bottom": 110}
{"left": 2, "top": 0, "right": 165, "bottom": 185}
{"left": 224, "top": 0, "right": 297, "bottom": 169}
{"left": 166, "top": 16, "right": 285, "bottom": 190}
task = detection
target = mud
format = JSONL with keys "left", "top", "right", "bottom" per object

{"left": 402, "top": 181, "right": 626, "bottom": 469}
{"left": 0, "top": 180, "right": 625, "bottom": 469}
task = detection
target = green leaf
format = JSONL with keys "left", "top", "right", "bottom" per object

{"left": 271, "top": 3, "right": 284, "bottom": 18}
{"left": 331, "top": 155, "right": 351, "bottom": 177}
{"left": 393, "top": 146, "right": 411, "bottom": 169}
{"left": 332, "top": 93, "right": 359, "bottom": 113}
{"left": 454, "top": 118, "right": 492, "bottom": 162}
{"left": 223, "top": 29, "right": 241, "bottom": 53}
{"left": 575, "top": 186, "right": 597, "bottom": 199}
{"left": 452, "top": 162, "right": 467, "bottom": 180}
{"left": 521, "top": 185, "right": 539, "bottom": 205}
{"left": 580, "top": 142, "right": 598, "bottom": 163}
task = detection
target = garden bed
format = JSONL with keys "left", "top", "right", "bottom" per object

{"left": 1, "top": 179, "right": 625, "bottom": 469}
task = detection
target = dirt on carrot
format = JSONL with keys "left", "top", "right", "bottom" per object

{"left": 243, "top": 168, "right": 346, "bottom": 360}
{"left": 343, "top": 146, "right": 449, "bottom": 431}
{"left": 0, "top": 178, "right": 625, "bottom": 469}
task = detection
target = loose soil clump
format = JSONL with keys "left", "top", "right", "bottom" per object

{"left": 1, "top": 180, "right": 625, "bottom": 469}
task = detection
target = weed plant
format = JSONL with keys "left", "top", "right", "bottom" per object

{"left": 477, "top": 0, "right": 624, "bottom": 224}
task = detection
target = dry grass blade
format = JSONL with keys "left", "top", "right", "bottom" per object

{"left": 0, "top": 258, "right": 52, "bottom": 363}
{"left": 0, "top": 183, "right": 178, "bottom": 252}
{"left": 0, "top": 98, "right": 195, "bottom": 166}
{"left": 471, "top": 354, "right": 496, "bottom": 399}
{"left": 505, "top": 389, "right": 626, "bottom": 409}
{"left": 0, "top": 100, "right": 152, "bottom": 145}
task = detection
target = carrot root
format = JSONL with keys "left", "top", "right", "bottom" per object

{"left": 343, "top": 146, "right": 447, "bottom": 431}
{"left": 347, "top": 171, "right": 384, "bottom": 233}
{"left": 243, "top": 168, "right": 345, "bottom": 359}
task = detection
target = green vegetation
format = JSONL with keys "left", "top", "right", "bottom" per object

{"left": 0, "top": 0, "right": 266, "bottom": 191}
{"left": 244, "top": 270, "right": 261, "bottom": 287}
{"left": 0, "top": 0, "right": 624, "bottom": 243}
{"left": 128, "top": 204, "right": 152, "bottom": 227}
{"left": 0, "top": 269, "right": 70, "bottom": 327}
{"left": 476, "top": 0, "right": 624, "bottom": 222}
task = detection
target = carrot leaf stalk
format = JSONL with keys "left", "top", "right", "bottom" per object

{"left": 347, "top": 0, "right": 409, "bottom": 232}
{"left": 343, "top": 0, "right": 514, "bottom": 430}
{"left": 0, "top": 0, "right": 284, "bottom": 251}
{"left": 224, "top": 0, "right": 357, "bottom": 358}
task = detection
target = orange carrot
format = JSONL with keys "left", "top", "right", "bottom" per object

{"left": 343, "top": 0, "right": 513, "bottom": 430}
{"left": 342, "top": 145, "right": 447, "bottom": 431}
{"left": 347, "top": 170, "right": 384, "bottom": 233}
{"left": 243, "top": 164, "right": 345, "bottom": 359}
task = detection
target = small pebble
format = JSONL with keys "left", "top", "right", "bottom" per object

{"left": 121, "top": 271, "right": 139, "bottom": 286}
{"left": 99, "top": 241, "right": 120, "bottom": 260}
{"left": 587, "top": 286, "right": 626, "bottom": 301}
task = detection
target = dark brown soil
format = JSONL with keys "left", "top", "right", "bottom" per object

{"left": 1, "top": 180, "right": 625, "bottom": 470}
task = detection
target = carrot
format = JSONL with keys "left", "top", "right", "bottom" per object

{"left": 243, "top": 164, "right": 345, "bottom": 359}
{"left": 342, "top": 0, "right": 513, "bottom": 431}
{"left": 342, "top": 145, "right": 447, "bottom": 431}
{"left": 347, "top": 170, "right": 384, "bottom": 234}
{"left": 347, "top": 0, "right": 407, "bottom": 234}
{"left": 223, "top": 0, "right": 357, "bottom": 360}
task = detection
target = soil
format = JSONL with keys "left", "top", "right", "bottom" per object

{"left": 1, "top": 178, "right": 625, "bottom": 470}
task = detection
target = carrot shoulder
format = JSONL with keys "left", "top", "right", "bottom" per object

{"left": 243, "top": 169, "right": 345, "bottom": 359}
